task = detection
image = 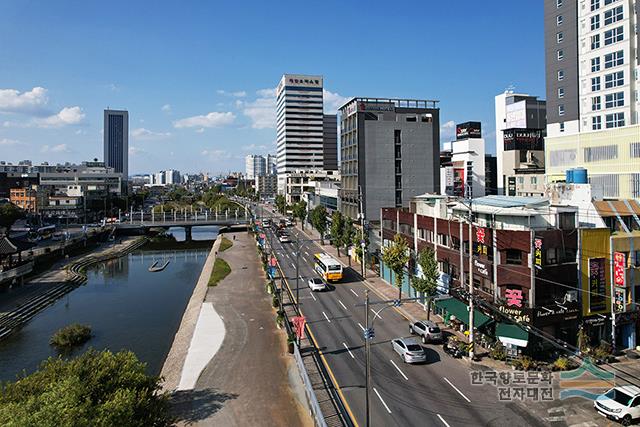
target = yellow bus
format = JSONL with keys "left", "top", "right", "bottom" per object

{"left": 314, "top": 253, "right": 343, "bottom": 282}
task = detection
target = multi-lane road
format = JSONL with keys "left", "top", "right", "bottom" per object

{"left": 255, "top": 204, "right": 545, "bottom": 427}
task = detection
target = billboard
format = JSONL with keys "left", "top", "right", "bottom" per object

{"left": 456, "top": 121, "right": 482, "bottom": 140}
{"left": 588, "top": 258, "right": 607, "bottom": 312}
{"left": 614, "top": 252, "right": 625, "bottom": 286}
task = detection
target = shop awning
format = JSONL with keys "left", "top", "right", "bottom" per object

{"left": 496, "top": 322, "right": 529, "bottom": 348}
{"left": 434, "top": 297, "right": 492, "bottom": 328}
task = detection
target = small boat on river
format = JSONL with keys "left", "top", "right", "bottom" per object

{"left": 148, "top": 260, "right": 170, "bottom": 272}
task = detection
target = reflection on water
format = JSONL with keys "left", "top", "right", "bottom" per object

{"left": 166, "top": 225, "right": 219, "bottom": 241}
{"left": 0, "top": 246, "right": 212, "bottom": 382}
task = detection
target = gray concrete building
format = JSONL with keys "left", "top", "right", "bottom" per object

{"left": 339, "top": 98, "right": 440, "bottom": 220}
{"left": 103, "top": 109, "right": 129, "bottom": 179}
{"left": 323, "top": 114, "right": 338, "bottom": 170}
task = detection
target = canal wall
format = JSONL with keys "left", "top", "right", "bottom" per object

{"left": 160, "top": 234, "right": 222, "bottom": 392}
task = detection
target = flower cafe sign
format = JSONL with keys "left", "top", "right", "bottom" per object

{"left": 474, "top": 227, "right": 489, "bottom": 256}
{"left": 498, "top": 288, "right": 531, "bottom": 324}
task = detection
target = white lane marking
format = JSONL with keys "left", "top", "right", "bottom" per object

{"left": 310, "top": 291, "right": 317, "bottom": 301}
{"left": 389, "top": 359, "right": 408, "bottom": 380}
{"left": 357, "top": 322, "right": 365, "bottom": 331}
{"left": 304, "top": 251, "right": 310, "bottom": 256}
{"left": 371, "top": 309, "right": 382, "bottom": 320}
{"left": 437, "top": 414, "right": 451, "bottom": 427}
{"left": 350, "top": 289, "right": 359, "bottom": 297}
{"left": 373, "top": 387, "right": 392, "bottom": 414}
{"left": 299, "top": 276, "right": 304, "bottom": 281}
{"left": 342, "top": 342, "right": 355, "bottom": 359}
{"left": 322, "top": 311, "right": 331, "bottom": 323}
{"left": 443, "top": 377, "right": 471, "bottom": 403}
{"left": 291, "top": 262, "right": 295, "bottom": 268}
{"left": 338, "top": 300, "right": 348, "bottom": 311}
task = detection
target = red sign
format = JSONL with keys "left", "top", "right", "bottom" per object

{"left": 270, "top": 256, "right": 277, "bottom": 267}
{"left": 505, "top": 288, "right": 523, "bottom": 308}
{"left": 292, "top": 316, "right": 306, "bottom": 340}
{"left": 476, "top": 227, "right": 485, "bottom": 244}
{"left": 614, "top": 252, "right": 626, "bottom": 286}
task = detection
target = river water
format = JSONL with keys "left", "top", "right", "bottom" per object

{"left": 0, "top": 226, "right": 217, "bottom": 382}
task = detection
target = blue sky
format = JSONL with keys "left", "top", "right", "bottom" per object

{"left": 0, "top": 0, "right": 545, "bottom": 175}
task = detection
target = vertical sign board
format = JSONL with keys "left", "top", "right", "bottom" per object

{"left": 614, "top": 287, "right": 626, "bottom": 313}
{"left": 614, "top": 252, "right": 626, "bottom": 286}
{"left": 588, "top": 258, "right": 607, "bottom": 312}
{"left": 533, "top": 238, "right": 543, "bottom": 270}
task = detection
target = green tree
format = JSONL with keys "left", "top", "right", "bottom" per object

{"left": 411, "top": 246, "right": 440, "bottom": 319}
{"left": 382, "top": 234, "right": 410, "bottom": 301}
{"left": 0, "top": 349, "right": 171, "bottom": 426}
{"left": 352, "top": 225, "right": 369, "bottom": 265}
{"left": 330, "top": 211, "right": 345, "bottom": 256}
{"left": 310, "top": 205, "right": 328, "bottom": 245}
{"left": 292, "top": 201, "right": 307, "bottom": 230}
{"left": 342, "top": 218, "right": 355, "bottom": 266}
{"left": 275, "top": 194, "right": 286, "bottom": 215}
{"left": 0, "top": 203, "right": 25, "bottom": 235}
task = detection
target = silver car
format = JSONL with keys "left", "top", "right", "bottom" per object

{"left": 409, "top": 320, "right": 443, "bottom": 344}
{"left": 391, "top": 337, "right": 427, "bottom": 364}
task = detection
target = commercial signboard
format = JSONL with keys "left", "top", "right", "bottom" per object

{"left": 614, "top": 287, "right": 626, "bottom": 313}
{"left": 455, "top": 121, "right": 481, "bottom": 140}
{"left": 588, "top": 258, "right": 607, "bottom": 312}
{"left": 357, "top": 101, "right": 395, "bottom": 113}
{"left": 614, "top": 252, "right": 626, "bottom": 286}
{"left": 533, "top": 238, "right": 543, "bottom": 270}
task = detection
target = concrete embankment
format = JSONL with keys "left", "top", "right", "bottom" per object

{"left": 160, "top": 235, "right": 223, "bottom": 392}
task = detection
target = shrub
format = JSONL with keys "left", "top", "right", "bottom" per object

{"left": 50, "top": 324, "right": 92, "bottom": 350}
{"left": 219, "top": 237, "right": 233, "bottom": 252}
{"left": 490, "top": 341, "right": 507, "bottom": 361}
{"left": 594, "top": 342, "right": 613, "bottom": 362}
{"left": 276, "top": 311, "right": 285, "bottom": 329}
{"left": 553, "top": 357, "right": 571, "bottom": 371}
{"left": 0, "top": 349, "right": 171, "bottom": 426}
{"left": 514, "top": 355, "right": 536, "bottom": 371}
{"left": 208, "top": 258, "right": 231, "bottom": 286}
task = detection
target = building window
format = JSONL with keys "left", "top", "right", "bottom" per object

{"left": 557, "top": 32, "right": 564, "bottom": 43}
{"left": 605, "top": 112, "right": 625, "bottom": 128}
{"left": 558, "top": 105, "right": 565, "bottom": 116}
{"left": 557, "top": 0, "right": 563, "bottom": 7}
{"left": 604, "top": 0, "right": 620, "bottom": 4}
{"left": 557, "top": 15, "right": 563, "bottom": 25}
{"left": 558, "top": 87, "right": 565, "bottom": 98}
{"left": 592, "top": 115, "right": 602, "bottom": 130}
{"left": 604, "top": 26, "right": 623, "bottom": 45}
{"left": 558, "top": 70, "right": 565, "bottom": 81}
{"left": 584, "top": 144, "right": 618, "bottom": 161}
{"left": 604, "top": 50, "right": 624, "bottom": 68}
{"left": 531, "top": 176, "right": 538, "bottom": 184}
{"left": 592, "top": 96, "right": 602, "bottom": 110}
{"left": 591, "top": 0, "right": 600, "bottom": 10}
{"left": 405, "top": 116, "right": 417, "bottom": 122}
{"left": 591, "top": 34, "right": 600, "bottom": 49}
{"left": 591, "top": 57, "right": 601, "bottom": 72}
{"left": 630, "top": 142, "right": 640, "bottom": 158}
{"left": 604, "top": 5, "right": 623, "bottom": 26}
{"left": 604, "top": 70, "right": 624, "bottom": 89}
{"left": 591, "top": 76, "right": 601, "bottom": 91}
{"left": 506, "top": 249, "right": 523, "bottom": 265}
{"left": 591, "top": 15, "right": 601, "bottom": 30}
{"left": 560, "top": 122, "right": 565, "bottom": 132}
{"left": 557, "top": 49, "right": 564, "bottom": 60}
{"left": 518, "top": 176, "right": 525, "bottom": 184}
{"left": 605, "top": 91, "right": 624, "bottom": 108}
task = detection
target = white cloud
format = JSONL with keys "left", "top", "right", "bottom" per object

{"left": 36, "top": 106, "right": 85, "bottom": 127}
{"left": 201, "top": 149, "right": 231, "bottom": 159}
{"left": 440, "top": 120, "right": 456, "bottom": 142}
{"left": 41, "top": 143, "right": 70, "bottom": 153}
{"left": 323, "top": 89, "right": 349, "bottom": 114}
{"left": 161, "top": 104, "right": 171, "bottom": 113}
{"left": 0, "top": 138, "right": 21, "bottom": 146}
{"left": 242, "top": 88, "right": 276, "bottom": 129}
{"left": 241, "top": 143, "right": 268, "bottom": 152}
{"left": 217, "top": 90, "right": 247, "bottom": 98}
{"left": 131, "top": 127, "right": 171, "bottom": 140}
{"left": 108, "top": 83, "right": 120, "bottom": 92}
{"left": 0, "top": 87, "right": 49, "bottom": 114}
{"left": 129, "top": 146, "right": 146, "bottom": 156}
{"left": 174, "top": 111, "right": 236, "bottom": 129}
{"left": 195, "top": 128, "right": 205, "bottom": 133}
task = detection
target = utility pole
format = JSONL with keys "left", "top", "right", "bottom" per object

{"left": 358, "top": 185, "right": 366, "bottom": 279}
{"left": 364, "top": 289, "right": 371, "bottom": 427}
{"left": 467, "top": 202, "right": 475, "bottom": 360}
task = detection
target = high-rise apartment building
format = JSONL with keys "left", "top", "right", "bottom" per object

{"left": 339, "top": 98, "right": 440, "bottom": 220}
{"left": 323, "top": 114, "right": 338, "bottom": 170}
{"left": 276, "top": 74, "right": 326, "bottom": 192}
{"left": 544, "top": 0, "right": 640, "bottom": 198}
{"left": 245, "top": 155, "right": 266, "bottom": 180}
{"left": 103, "top": 109, "right": 129, "bottom": 180}
{"left": 266, "top": 154, "right": 277, "bottom": 175}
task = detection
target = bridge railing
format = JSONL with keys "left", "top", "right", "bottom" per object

{"left": 122, "top": 206, "right": 251, "bottom": 225}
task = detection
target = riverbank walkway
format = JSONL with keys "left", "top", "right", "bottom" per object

{"left": 167, "top": 231, "right": 312, "bottom": 427}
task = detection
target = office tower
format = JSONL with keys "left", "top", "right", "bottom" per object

{"left": 544, "top": 0, "right": 640, "bottom": 198}
{"left": 245, "top": 155, "right": 266, "bottom": 180}
{"left": 276, "top": 74, "right": 324, "bottom": 192}
{"left": 323, "top": 114, "right": 338, "bottom": 170}
{"left": 339, "top": 98, "right": 440, "bottom": 220}
{"left": 440, "top": 122, "right": 486, "bottom": 198}
{"left": 103, "top": 109, "right": 129, "bottom": 179}
{"left": 494, "top": 92, "right": 546, "bottom": 194}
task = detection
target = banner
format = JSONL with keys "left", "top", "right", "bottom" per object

{"left": 614, "top": 252, "right": 625, "bottom": 286}
{"left": 588, "top": 258, "right": 606, "bottom": 312}
{"left": 292, "top": 316, "right": 306, "bottom": 340}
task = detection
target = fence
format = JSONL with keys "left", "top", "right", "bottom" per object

{"left": 294, "top": 344, "right": 328, "bottom": 427}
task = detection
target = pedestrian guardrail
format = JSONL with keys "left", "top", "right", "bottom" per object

{"left": 294, "top": 344, "right": 328, "bottom": 427}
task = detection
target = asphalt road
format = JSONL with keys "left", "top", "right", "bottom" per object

{"left": 257, "top": 204, "right": 545, "bottom": 427}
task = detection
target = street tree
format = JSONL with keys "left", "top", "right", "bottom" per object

{"left": 311, "top": 205, "right": 328, "bottom": 245}
{"left": 292, "top": 201, "right": 307, "bottom": 230}
{"left": 342, "top": 218, "right": 355, "bottom": 265}
{"left": 381, "top": 233, "right": 410, "bottom": 301}
{"left": 0, "top": 203, "right": 25, "bottom": 236}
{"left": 275, "top": 194, "right": 286, "bottom": 215}
{"left": 330, "top": 211, "right": 345, "bottom": 256}
{"left": 411, "top": 246, "right": 440, "bottom": 319}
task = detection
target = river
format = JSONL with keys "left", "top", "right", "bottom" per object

{"left": 0, "top": 226, "right": 217, "bottom": 382}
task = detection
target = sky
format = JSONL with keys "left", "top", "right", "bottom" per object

{"left": 0, "top": 0, "right": 545, "bottom": 176}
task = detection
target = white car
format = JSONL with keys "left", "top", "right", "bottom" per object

{"left": 391, "top": 337, "right": 427, "bottom": 364}
{"left": 308, "top": 277, "right": 326, "bottom": 291}
{"left": 595, "top": 386, "right": 640, "bottom": 426}
{"left": 279, "top": 234, "right": 290, "bottom": 243}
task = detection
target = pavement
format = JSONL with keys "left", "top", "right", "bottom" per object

{"left": 171, "top": 231, "right": 313, "bottom": 427}
{"left": 256, "top": 204, "right": 549, "bottom": 427}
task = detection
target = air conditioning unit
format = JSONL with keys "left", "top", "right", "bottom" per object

{"left": 565, "top": 290, "right": 578, "bottom": 303}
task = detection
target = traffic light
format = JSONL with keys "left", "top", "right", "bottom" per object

{"left": 363, "top": 328, "right": 375, "bottom": 340}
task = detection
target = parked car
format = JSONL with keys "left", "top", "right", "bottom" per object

{"left": 595, "top": 386, "right": 640, "bottom": 426}
{"left": 409, "top": 320, "right": 443, "bottom": 344}
{"left": 263, "top": 219, "right": 271, "bottom": 227}
{"left": 391, "top": 337, "right": 427, "bottom": 364}
{"left": 285, "top": 218, "right": 293, "bottom": 227}
{"left": 279, "top": 234, "right": 290, "bottom": 243}
{"left": 308, "top": 277, "right": 326, "bottom": 292}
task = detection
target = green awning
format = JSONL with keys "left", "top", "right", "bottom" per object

{"left": 434, "top": 298, "right": 491, "bottom": 328}
{"left": 496, "top": 322, "right": 529, "bottom": 347}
